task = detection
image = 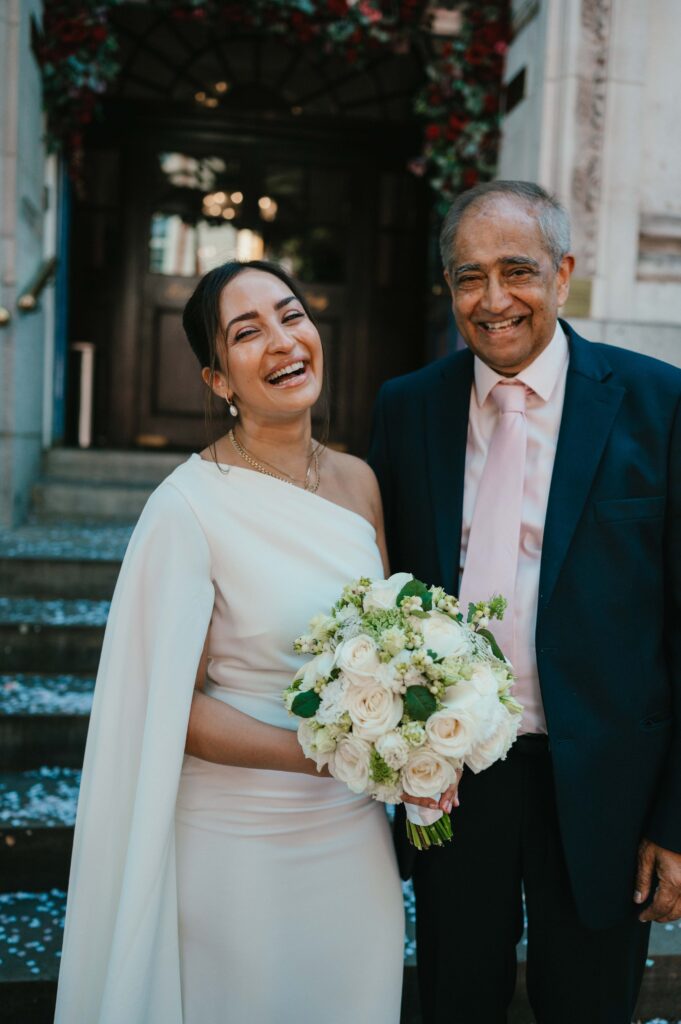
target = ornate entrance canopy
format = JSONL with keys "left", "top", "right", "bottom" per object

{"left": 36, "top": 0, "right": 508, "bottom": 208}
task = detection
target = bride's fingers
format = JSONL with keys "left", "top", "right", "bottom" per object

{"left": 438, "top": 775, "right": 462, "bottom": 812}
{"left": 401, "top": 793, "right": 440, "bottom": 809}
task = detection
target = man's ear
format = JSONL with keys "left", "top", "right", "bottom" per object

{"left": 556, "top": 253, "right": 575, "bottom": 307}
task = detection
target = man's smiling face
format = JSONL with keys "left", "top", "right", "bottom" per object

{"left": 444, "top": 196, "right": 574, "bottom": 376}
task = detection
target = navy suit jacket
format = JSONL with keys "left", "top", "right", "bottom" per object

{"left": 368, "top": 320, "right": 681, "bottom": 929}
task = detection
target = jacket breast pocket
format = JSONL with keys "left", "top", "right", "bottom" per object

{"left": 594, "top": 496, "right": 665, "bottom": 523}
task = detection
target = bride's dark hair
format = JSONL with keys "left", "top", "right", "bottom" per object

{"left": 182, "top": 259, "right": 328, "bottom": 455}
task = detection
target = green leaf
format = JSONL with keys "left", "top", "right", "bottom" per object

{"left": 477, "top": 627, "right": 506, "bottom": 662}
{"left": 397, "top": 579, "right": 433, "bottom": 611}
{"left": 404, "top": 685, "right": 437, "bottom": 721}
{"left": 426, "top": 649, "right": 444, "bottom": 664}
{"left": 291, "top": 690, "right": 322, "bottom": 719}
{"left": 466, "top": 602, "right": 477, "bottom": 624}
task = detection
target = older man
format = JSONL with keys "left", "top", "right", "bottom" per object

{"left": 369, "top": 181, "right": 681, "bottom": 1023}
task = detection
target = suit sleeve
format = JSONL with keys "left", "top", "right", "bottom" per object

{"left": 367, "top": 382, "right": 396, "bottom": 558}
{"left": 646, "top": 391, "right": 681, "bottom": 852}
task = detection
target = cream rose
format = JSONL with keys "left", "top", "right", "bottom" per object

{"left": 442, "top": 679, "right": 504, "bottom": 744}
{"left": 375, "top": 730, "right": 410, "bottom": 770}
{"left": 424, "top": 706, "right": 478, "bottom": 758}
{"left": 402, "top": 748, "right": 458, "bottom": 799}
{"left": 420, "top": 611, "right": 470, "bottom": 659}
{"left": 294, "top": 649, "right": 336, "bottom": 693}
{"left": 329, "top": 734, "right": 372, "bottom": 793}
{"left": 345, "top": 683, "right": 403, "bottom": 741}
{"left": 464, "top": 709, "right": 519, "bottom": 773}
{"left": 335, "top": 634, "right": 380, "bottom": 686}
{"left": 363, "top": 572, "right": 413, "bottom": 611}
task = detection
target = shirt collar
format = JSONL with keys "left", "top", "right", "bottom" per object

{"left": 473, "top": 321, "right": 569, "bottom": 407}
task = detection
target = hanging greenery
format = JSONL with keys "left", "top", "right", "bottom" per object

{"left": 36, "top": 0, "right": 508, "bottom": 207}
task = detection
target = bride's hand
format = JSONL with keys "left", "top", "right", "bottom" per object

{"left": 401, "top": 772, "right": 462, "bottom": 814}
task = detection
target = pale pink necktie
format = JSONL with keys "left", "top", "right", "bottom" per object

{"left": 459, "top": 381, "right": 528, "bottom": 666}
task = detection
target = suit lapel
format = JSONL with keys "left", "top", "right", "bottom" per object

{"left": 538, "top": 326, "right": 625, "bottom": 614}
{"left": 425, "top": 349, "right": 473, "bottom": 594}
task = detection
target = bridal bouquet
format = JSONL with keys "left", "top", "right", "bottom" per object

{"left": 284, "top": 573, "right": 523, "bottom": 849}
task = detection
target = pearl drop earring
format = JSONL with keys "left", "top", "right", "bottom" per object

{"left": 227, "top": 396, "right": 238, "bottom": 418}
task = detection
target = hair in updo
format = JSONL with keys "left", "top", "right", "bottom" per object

{"left": 182, "top": 259, "right": 325, "bottom": 452}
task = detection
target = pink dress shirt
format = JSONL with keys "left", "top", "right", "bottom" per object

{"left": 459, "top": 323, "right": 569, "bottom": 734}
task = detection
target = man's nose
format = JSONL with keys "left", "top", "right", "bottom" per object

{"left": 481, "top": 276, "right": 513, "bottom": 314}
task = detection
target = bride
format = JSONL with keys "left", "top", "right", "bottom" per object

{"left": 54, "top": 260, "right": 405, "bottom": 1024}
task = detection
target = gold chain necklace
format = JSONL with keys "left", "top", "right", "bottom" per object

{"left": 229, "top": 429, "right": 321, "bottom": 494}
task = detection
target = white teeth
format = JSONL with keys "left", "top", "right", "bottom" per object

{"left": 483, "top": 318, "right": 522, "bottom": 331}
{"left": 267, "top": 361, "right": 304, "bottom": 383}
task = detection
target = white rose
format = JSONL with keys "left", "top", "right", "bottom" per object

{"left": 420, "top": 611, "right": 470, "bottom": 659}
{"left": 345, "top": 683, "right": 403, "bottom": 741}
{"left": 376, "top": 730, "right": 410, "bottom": 770}
{"left": 329, "top": 734, "right": 372, "bottom": 793}
{"left": 464, "top": 709, "right": 520, "bottom": 773}
{"left": 294, "top": 649, "right": 336, "bottom": 692}
{"left": 424, "top": 706, "right": 478, "bottom": 758}
{"left": 297, "top": 721, "right": 334, "bottom": 770}
{"left": 336, "top": 634, "right": 380, "bottom": 685}
{"left": 401, "top": 748, "right": 458, "bottom": 799}
{"left": 363, "top": 572, "right": 414, "bottom": 611}
{"left": 442, "top": 680, "right": 505, "bottom": 744}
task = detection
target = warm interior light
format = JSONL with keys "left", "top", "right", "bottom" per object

{"left": 258, "top": 196, "right": 278, "bottom": 222}
{"left": 231, "top": 191, "right": 243, "bottom": 204}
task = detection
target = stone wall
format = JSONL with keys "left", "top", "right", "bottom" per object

{"left": 499, "top": 0, "right": 681, "bottom": 368}
{"left": 0, "top": 0, "right": 46, "bottom": 526}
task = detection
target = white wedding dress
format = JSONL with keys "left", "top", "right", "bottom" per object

{"left": 55, "top": 454, "right": 404, "bottom": 1024}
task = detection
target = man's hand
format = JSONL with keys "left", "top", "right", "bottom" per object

{"left": 401, "top": 771, "right": 462, "bottom": 814}
{"left": 635, "top": 838, "right": 681, "bottom": 922}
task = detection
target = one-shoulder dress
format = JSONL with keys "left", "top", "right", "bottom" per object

{"left": 55, "top": 455, "right": 404, "bottom": 1024}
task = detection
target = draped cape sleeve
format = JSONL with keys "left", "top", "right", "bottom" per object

{"left": 54, "top": 480, "right": 215, "bottom": 1024}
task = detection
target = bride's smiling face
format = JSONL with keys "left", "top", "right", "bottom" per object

{"left": 209, "top": 269, "right": 323, "bottom": 422}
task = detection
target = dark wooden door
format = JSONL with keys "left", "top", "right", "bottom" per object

{"left": 97, "top": 120, "right": 429, "bottom": 455}
{"left": 128, "top": 145, "right": 375, "bottom": 451}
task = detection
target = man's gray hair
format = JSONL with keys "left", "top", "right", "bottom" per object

{"left": 439, "top": 180, "right": 571, "bottom": 273}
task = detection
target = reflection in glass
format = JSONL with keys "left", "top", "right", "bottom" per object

{"left": 149, "top": 215, "right": 264, "bottom": 276}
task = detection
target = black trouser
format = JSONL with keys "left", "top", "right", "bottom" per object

{"left": 412, "top": 736, "right": 651, "bottom": 1024}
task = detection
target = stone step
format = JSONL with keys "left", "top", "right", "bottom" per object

{"left": 0, "top": 558, "right": 120, "bottom": 599}
{"left": 0, "top": 676, "right": 93, "bottom": 769}
{"left": 0, "top": 599, "right": 108, "bottom": 674}
{"left": 0, "top": 522, "right": 129, "bottom": 598}
{"left": 31, "top": 480, "right": 155, "bottom": 522}
{"left": 0, "top": 770, "right": 79, "bottom": 892}
{"left": 0, "top": 522, "right": 132, "bottom": 561}
{"left": 43, "top": 447, "right": 186, "bottom": 484}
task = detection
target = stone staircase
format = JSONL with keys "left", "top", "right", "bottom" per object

{"left": 30, "top": 448, "right": 186, "bottom": 522}
{"left": 0, "top": 449, "right": 679, "bottom": 1023}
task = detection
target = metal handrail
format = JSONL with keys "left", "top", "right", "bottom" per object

{"left": 17, "top": 256, "right": 58, "bottom": 312}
